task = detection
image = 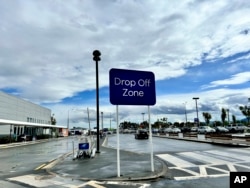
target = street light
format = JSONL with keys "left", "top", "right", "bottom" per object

{"left": 93, "top": 50, "right": 101, "bottom": 153}
{"left": 183, "top": 102, "right": 187, "bottom": 126}
{"left": 101, "top": 112, "right": 103, "bottom": 131}
{"left": 192, "top": 97, "right": 199, "bottom": 126}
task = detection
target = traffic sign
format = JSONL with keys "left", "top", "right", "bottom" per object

{"left": 78, "top": 143, "right": 89, "bottom": 150}
{"left": 109, "top": 68, "right": 156, "bottom": 105}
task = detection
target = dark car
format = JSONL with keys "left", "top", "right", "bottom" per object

{"left": 135, "top": 129, "right": 149, "bottom": 139}
{"left": 181, "top": 127, "right": 191, "bottom": 133}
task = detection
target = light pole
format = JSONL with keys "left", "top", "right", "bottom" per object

{"left": 67, "top": 110, "right": 70, "bottom": 136}
{"left": 101, "top": 112, "right": 103, "bottom": 131}
{"left": 184, "top": 102, "right": 187, "bottom": 126}
{"left": 93, "top": 50, "right": 101, "bottom": 153}
{"left": 110, "top": 112, "right": 112, "bottom": 130}
{"left": 192, "top": 97, "right": 199, "bottom": 126}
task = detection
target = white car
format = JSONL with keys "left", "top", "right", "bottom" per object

{"left": 172, "top": 128, "right": 181, "bottom": 133}
{"left": 164, "top": 128, "right": 173, "bottom": 133}
{"left": 198, "top": 126, "right": 215, "bottom": 134}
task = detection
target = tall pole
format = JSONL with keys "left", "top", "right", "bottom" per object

{"left": 67, "top": 110, "right": 70, "bottom": 136}
{"left": 193, "top": 97, "right": 199, "bottom": 127}
{"left": 93, "top": 50, "right": 101, "bottom": 153}
{"left": 110, "top": 113, "right": 111, "bottom": 130}
{"left": 67, "top": 110, "right": 69, "bottom": 130}
{"left": 142, "top": 112, "right": 145, "bottom": 122}
{"left": 87, "top": 107, "right": 91, "bottom": 135}
{"left": 184, "top": 102, "right": 187, "bottom": 126}
{"left": 101, "top": 112, "right": 103, "bottom": 131}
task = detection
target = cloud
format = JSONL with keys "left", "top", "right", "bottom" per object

{"left": 203, "top": 72, "right": 250, "bottom": 89}
{"left": 0, "top": 0, "right": 250, "bottom": 126}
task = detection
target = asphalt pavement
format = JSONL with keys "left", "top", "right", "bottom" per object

{"left": 47, "top": 133, "right": 250, "bottom": 182}
{"left": 49, "top": 137, "right": 168, "bottom": 181}
{"left": 1, "top": 133, "right": 249, "bottom": 183}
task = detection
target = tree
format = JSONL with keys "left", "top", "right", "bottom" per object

{"left": 202, "top": 112, "right": 212, "bottom": 125}
{"left": 239, "top": 105, "right": 250, "bottom": 126}
{"left": 51, "top": 115, "right": 57, "bottom": 125}
{"left": 221, "top": 108, "right": 227, "bottom": 126}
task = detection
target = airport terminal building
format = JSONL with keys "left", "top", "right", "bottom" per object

{"left": 0, "top": 91, "right": 66, "bottom": 142}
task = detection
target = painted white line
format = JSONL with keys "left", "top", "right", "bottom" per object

{"left": 199, "top": 166, "right": 207, "bottom": 176}
{"left": 35, "top": 163, "right": 46, "bottom": 170}
{"left": 157, "top": 154, "right": 195, "bottom": 167}
{"left": 174, "top": 174, "right": 228, "bottom": 181}
{"left": 179, "top": 151, "right": 227, "bottom": 164}
{"left": 205, "top": 150, "right": 250, "bottom": 161}
{"left": 229, "top": 148, "right": 250, "bottom": 155}
{"left": 227, "top": 163, "right": 237, "bottom": 171}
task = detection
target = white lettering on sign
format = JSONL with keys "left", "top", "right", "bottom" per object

{"left": 138, "top": 79, "right": 151, "bottom": 87}
{"left": 115, "top": 77, "right": 136, "bottom": 87}
{"left": 114, "top": 77, "right": 151, "bottom": 87}
{"left": 114, "top": 77, "right": 152, "bottom": 98}
{"left": 123, "top": 89, "right": 144, "bottom": 97}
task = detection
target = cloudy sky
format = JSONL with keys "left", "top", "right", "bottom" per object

{"left": 0, "top": 0, "right": 250, "bottom": 128}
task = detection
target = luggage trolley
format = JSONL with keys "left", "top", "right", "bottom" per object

{"left": 76, "top": 136, "right": 96, "bottom": 159}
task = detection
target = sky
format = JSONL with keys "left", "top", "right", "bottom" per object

{"left": 0, "top": 0, "right": 250, "bottom": 129}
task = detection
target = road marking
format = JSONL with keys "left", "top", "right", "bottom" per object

{"left": 157, "top": 153, "right": 195, "bottom": 167}
{"left": 35, "top": 164, "right": 47, "bottom": 170}
{"left": 205, "top": 150, "right": 250, "bottom": 161}
{"left": 179, "top": 151, "right": 226, "bottom": 164}
{"left": 158, "top": 148, "right": 250, "bottom": 181}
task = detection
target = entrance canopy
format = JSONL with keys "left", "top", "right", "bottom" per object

{"left": 0, "top": 119, "right": 66, "bottom": 129}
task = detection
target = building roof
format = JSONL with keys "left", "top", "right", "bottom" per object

{"left": 0, "top": 119, "right": 66, "bottom": 128}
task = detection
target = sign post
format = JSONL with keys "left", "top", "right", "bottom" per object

{"left": 109, "top": 68, "right": 156, "bottom": 176}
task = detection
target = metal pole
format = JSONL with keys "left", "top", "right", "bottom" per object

{"left": 110, "top": 112, "right": 111, "bottom": 130}
{"left": 87, "top": 107, "right": 91, "bottom": 135}
{"left": 148, "top": 106, "right": 154, "bottom": 172}
{"left": 184, "top": 102, "right": 187, "bottom": 126}
{"left": 67, "top": 110, "right": 69, "bottom": 136}
{"left": 116, "top": 105, "right": 120, "bottom": 177}
{"left": 101, "top": 112, "right": 103, "bottom": 131}
{"left": 193, "top": 97, "right": 199, "bottom": 127}
{"left": 93, "top": 50, "right": 101, "bottom": 153}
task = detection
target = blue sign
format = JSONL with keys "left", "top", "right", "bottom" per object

{"left": 194, "top": 118, "right": 199, "bottom": 123}
{"left": 109, "top": 68, "right": 156, "bottom": 105}
{"left": 78, "top": 143, "right": 89, "bottom": 150}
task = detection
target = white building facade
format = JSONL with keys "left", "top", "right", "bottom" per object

{"left": 0, "top": 91, "right": 51, "bottom": 124}
{"left": 0, "top": 91, "right": 56, "bottom": 140}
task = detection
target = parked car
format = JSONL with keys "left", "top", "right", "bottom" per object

{"left": 181, "top": 127, "right": 191, "bottom": 133}
{"left": 164, "top": 127, "right": 173, "bottom": 133}
{"left": 135, "top": 129, "right": 149, "bottom": 139}
{"left": 172, "top": 128, "right": 181, "bottom": 133}
{"left": 225, "top": 124, "right": 246, "bottom": 133}
{"left": 190, "top": 127, "right": 198, "bottom": 132}
{"left": 197, "top": 126, "right": 216, "bottom": 134}
{"left": 215, "top": 126, "right": 229, "bottom": 133}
